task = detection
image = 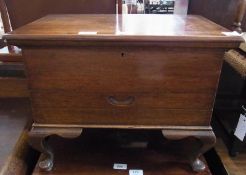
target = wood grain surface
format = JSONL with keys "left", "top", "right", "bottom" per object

{"left": 4, "top": 15, "right": 241, "bottom": 127}
{"left": 23, "top": 47, "right": 223, "bottom": 126}
{"left": 4, "top": 15, "right": 243, "bottom": 46}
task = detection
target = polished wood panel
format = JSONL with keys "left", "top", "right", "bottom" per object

{"left": 24, "top": 47, "right": 223, "bottom": 93}
{"left": 32, "top": 91, "right": 214, "bottom": 110}
{"left": 4, "top": 15, "right": 242, "bottom": 45}
{"left": 23, "top": 46, "right": 223, "bottom": 126}
{"left": 33, "top": 108, "right": 211, "bottom": 126}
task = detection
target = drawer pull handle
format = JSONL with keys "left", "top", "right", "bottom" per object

{"left": 107, "top": 96, "right": 135, "bottom": 107}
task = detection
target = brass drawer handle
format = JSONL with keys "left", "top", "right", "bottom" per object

{"left": 106, "top": 96, "right": 135, "bottom": 107}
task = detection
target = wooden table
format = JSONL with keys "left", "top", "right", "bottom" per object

{"left": 3, "top": 14, "right": 243, "bottom": 172}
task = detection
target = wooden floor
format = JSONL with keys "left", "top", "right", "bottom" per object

{"left": 215, "top": 138, "right": 246, "bottom": 175}
{"left": 0, "top": 98, "right": 32, "bottom": 175}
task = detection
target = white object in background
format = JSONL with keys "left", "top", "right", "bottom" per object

{"left": 78, "top": 31, "right": 97, "bottom": 35}
{"left": 149, "top": 0, "right": 159, "bottom": 4}
{"left": 234, "top": 114, "right": 246, "bottom": 141}
{"left": 122, "top": 4, "right": 128, "bottom": 14}
{"left": 174, "top": 0, "right": 189, "bottom": 15}
{"left": 129, "top": 170, "right": 143, "bottom": 175}
{"left": 125, "top": 0, "right": 137, "bottom": 4}
{"left": 137, "top": 3, "right": 145, "bottom": 14}
{"left": 113, "top": 163, "right": 128, "bottom": 170}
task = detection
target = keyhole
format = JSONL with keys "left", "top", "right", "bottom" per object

{"left": 121, "top": 52, "right": 125, "bottom": 57}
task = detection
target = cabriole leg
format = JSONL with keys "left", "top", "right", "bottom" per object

{"left": 162, "top": 127, "right": 216, "bottom": 172}
{"left": 28, "top": 125, "right": 83, "bottom": 171}
{"left": 29, "top": 131, "right": 54, "bottom": 171}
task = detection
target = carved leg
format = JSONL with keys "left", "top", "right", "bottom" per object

{"left": 162, "top": 127, "right": 216, "bottom": 172}
{"left": 29, "top": 124, "right": 83, "bottom": 171}
{"left": 29, "top": 133, "right": 54, "bottom": 171}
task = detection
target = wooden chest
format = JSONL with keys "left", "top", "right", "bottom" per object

{"left": 4, "top": 14, "right": 242, "bottom": 172}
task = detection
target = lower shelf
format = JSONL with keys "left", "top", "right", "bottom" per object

{"left": 32, "top": 130, "right": 212, "bottom": 175}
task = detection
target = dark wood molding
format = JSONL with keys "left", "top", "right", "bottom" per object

{"left": 33, "top": 124, "right": 212, "bottom": 130}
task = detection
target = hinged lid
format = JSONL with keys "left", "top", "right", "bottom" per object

{"left": 3, "top": 14, "right": 243, "bottom": 48}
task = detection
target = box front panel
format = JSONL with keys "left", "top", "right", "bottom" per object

{"left": 24, "top": 46, "right": 223, "bottom": 126}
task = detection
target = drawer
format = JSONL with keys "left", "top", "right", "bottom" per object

{"left": 25, "top": 47, "right": 223, "bottom": 94}
{"left": 33, "top": 108, "right": 211, "bottom": 126}
{"left": 32, "top": 90, "right": 214, "bottom": 110}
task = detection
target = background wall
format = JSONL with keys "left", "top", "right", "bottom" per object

{"left": 189, "top": 0, "right": 246, "bottom": 31}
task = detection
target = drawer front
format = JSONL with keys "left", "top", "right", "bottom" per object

{"left": 24, "top": 46, "right": 223, "bottom": 126}
{"left": 33, "top": 108, "right": 211, "bottom": 126}
{"left": 32, "top": 90, "right": 214, "bottom": 110}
